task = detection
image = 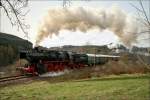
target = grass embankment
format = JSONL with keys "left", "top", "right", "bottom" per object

{"left": 0, "top": 74, "right": 149, "bottom": 100}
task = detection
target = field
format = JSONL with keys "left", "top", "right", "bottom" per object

{"left": 0, "top": 74, "right": 149, "bottom": 100}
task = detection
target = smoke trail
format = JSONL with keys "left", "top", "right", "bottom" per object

{"left": 36, "top": 6, "right": 140, "bottom": 47}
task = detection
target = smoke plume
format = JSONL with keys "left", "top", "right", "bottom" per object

{"left": 36, "top": 6, "right": 140, "bottom": 47}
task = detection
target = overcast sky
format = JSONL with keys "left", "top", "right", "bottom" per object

{"left": 0, "top": 0, "right": 150, "bottom": 47}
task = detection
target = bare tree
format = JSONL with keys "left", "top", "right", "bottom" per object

{"left": 0, "top": 0, "right": 29, "bottom": 37}
{"left": 62, "top": 0, "right": 90, "bottom": 8}
{"left": 130, "top": 0, "right": 150, "bottom": 33}
{"left": 130, "top": 0, "right": 150, "bottom": 68}
{"left": 63, "top": 0, "right": 71, "bottom": 8}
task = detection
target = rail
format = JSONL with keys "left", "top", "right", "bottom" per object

{"left": 0, "top": 75, "right": 28, "bottom": 83}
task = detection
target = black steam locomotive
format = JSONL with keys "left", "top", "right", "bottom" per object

{"left": 19, "top": 47, "right": 119, "bottom": 75}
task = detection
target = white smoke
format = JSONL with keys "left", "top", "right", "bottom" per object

{"left": 36, "top": 6, "right": 140, "bottom": 47}
{"left": 39, "top": 69, "right": 70, "bottom": 77}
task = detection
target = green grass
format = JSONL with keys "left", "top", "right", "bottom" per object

{"left": 0, "top": 74, "right": 150, "bottom": 100}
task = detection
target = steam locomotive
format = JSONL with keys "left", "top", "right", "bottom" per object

{"left": 19, "top": 47, "right": 119, "bottom": 75}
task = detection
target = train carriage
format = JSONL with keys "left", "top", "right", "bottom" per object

{"left": 87, "top": 54, "right": 120, "bottom": 66}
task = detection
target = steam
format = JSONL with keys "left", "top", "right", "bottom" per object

{"left": 39, "top": 70, "right": 69, "bottom": 77}
{"left": 36, "top": 6, "right": 140, "bottom": 47}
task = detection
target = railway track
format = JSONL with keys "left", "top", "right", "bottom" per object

{"left": 0, "top": 75, "right": 29, "bottom": 83}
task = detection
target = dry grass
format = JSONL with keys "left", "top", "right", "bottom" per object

{"left": 91, "top": 53, "right": 150, "bottom": 77}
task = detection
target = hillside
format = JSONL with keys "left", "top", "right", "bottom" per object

{"left": 0, "top": 32, "right": 33, "bottom": 66}
{"left": 0, "top": 32, "right": 32, "bottom": 50}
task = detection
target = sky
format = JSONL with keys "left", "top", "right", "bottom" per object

{"left": 0, "top": 0, "right": 150, "bottom": 48}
